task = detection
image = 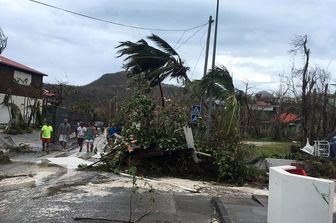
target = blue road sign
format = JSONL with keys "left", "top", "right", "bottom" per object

{"left": 191, "top": 114, "right": 198, "bottom": 124}
{"left": 192, "top": 105, "right": 201, "bottom": 115}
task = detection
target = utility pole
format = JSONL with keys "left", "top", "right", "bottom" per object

{"left": 197, "top": 16, "right": 213, "bottom": 137}
{"left": 206, "top": 0, "right": 220, "bottom": 141}
{"left": 203, "top": 16, "right": 214, "bottom": 77}
{"left": 212, "top": 0, "right": 220, "bottom": 70}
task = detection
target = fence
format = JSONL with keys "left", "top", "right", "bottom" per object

{"left": 43, "top": 106, "right": 90, "bottom": 142}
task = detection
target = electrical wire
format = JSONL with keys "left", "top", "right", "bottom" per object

{"left": 27, "top": 0, "right": 208, "bottom": 32}
{"left": 190, "top": 28, "right": 208, "bottom": 79}
{"left": 175, "top": 24, "right": 207, "bottom": 50}
{"left": 190, "top": 41, "right": 206, "bottom": 79}
{"left": 173, "top": 31, "right": 186, "bottom": 49}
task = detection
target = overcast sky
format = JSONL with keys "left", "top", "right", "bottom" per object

{"left": 0, "top": 0, "right": 335, "bottom": 92}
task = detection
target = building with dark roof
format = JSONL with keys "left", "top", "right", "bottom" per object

{"left": 0, "top": 55, "right": 47, "bottom": 124}
{"left": 0, "top": 55, "right": 46, "bottom": 98}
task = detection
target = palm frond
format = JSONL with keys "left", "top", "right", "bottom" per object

{"left": 116, "top": 34, "right": 191, "bottom": 104}
{"left": 199, "top": 65, "right": 235, "bottom": 99}
{"left": 147, "top": 34, "right": 180, "bottom": 58}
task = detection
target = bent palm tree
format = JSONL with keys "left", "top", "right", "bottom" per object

{"left": 117, "top": 34, "right": 190, "bottom": 107}
{"left": 197, "top": 66, "right": 239, "bottom": 138}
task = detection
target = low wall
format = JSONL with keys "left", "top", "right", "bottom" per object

{"left": 267, "top": 165, "right": 334, "bottom": 223}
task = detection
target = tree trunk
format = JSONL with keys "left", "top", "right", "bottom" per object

{"left": 159, "top": 83, "right": 165, "bottom": 107}
{"left": 206, "top": 87, "right": 213, "bottom": 142}
{"left": 323, "top": 84, "right": 328, "bottom": 137}
{"left": 301, "top": 36, "right": 310, "bottom": 144}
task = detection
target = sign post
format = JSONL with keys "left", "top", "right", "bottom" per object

{"left": 191, "top": 104, "right": 201, "bottom": 124}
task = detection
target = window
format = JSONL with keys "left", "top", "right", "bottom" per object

{"left": 13, "top": 70, "right": 32, "bottom": 86}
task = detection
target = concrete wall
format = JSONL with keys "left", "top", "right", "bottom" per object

{"left": 267, "top": 165, "right": 334, "bottom": 223}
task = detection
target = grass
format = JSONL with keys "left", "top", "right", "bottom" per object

{"left": 254, "top": 142, "right": 293, "bottom": 157}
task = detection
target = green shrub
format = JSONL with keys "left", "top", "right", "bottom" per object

{"left": 120, "top": 92, "right": 188, "bottom": 150}
{"left": 213, "top": 143, "right": 265, "bottom": 185}
{"left": 304, "top": 157, "right": 336, "bottom": 179}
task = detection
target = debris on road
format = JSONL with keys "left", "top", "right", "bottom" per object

{"left": 44, "top": 157, "right": 93, "bottom": 169}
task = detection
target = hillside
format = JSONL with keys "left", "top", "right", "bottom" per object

{"left": 43, "top": 72, "right": 129, "bottom": 108}
{"left": 85, "top": 71, "right": 129, "bottom": 88}
{"left": 44, "top": 71, "right": 187, "bottom": 109}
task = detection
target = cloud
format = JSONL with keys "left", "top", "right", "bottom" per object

{"left": 0, "top": 0, "right": 335, "bottom": 90}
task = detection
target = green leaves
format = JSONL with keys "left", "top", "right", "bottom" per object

{"left": 194, "top": 65, "right": 239, "bottom": 139}
{"left": 119, "top": 87, "right": 188, "bottom": 151}
{"left": 213, "top": 143, "right": 260, "bottom": 185}
{"left": 116, "top": 34, "right": 190, "bottom": 107}
{"left": 199, "top": 65, "right": 234, "bottom": 97}
{"left": 147, "top": 34, "right": 180, "bottom": 60}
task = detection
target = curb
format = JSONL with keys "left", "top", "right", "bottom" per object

{"left": 211, "top": 197, "right": 232, "bottom": 223}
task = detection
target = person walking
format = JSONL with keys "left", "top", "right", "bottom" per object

{"left": 77, "top": 122, "right": 86, "bottom": 152}
{"left": 41, "top": 121, "right": 53, "bottom": 153}
{"left": 85, "top": 122, "right": 96, "bottom": 152}
{"left": 58, "top": 118, "right": 71, "bottom": 151}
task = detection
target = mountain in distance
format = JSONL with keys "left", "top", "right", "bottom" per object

{"left": 44, "top": 71, "right": 186, "bottom": 109}
{"left": 43, "top": 72, "right": 129, "bottom": 108}
{"left": 85, "top": 71, "right": 129, "bottom": 88}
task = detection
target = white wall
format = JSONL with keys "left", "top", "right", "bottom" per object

{"left": 0, "top": 93, "right": 42, "bottom": 124}
{"left": 267, "top": 165, "right": 334, "bottom": 223}
{"left": 0, "top": 104, "right": 10, "bottom": 124}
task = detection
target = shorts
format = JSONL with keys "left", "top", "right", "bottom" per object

{"left": 85, "top": 139, "right": 94, "bottom": 143}
{"left": 42, "top": 138, "right": 50, "bottom": 143}
{"left": 59, "top": 134, "right": 68, "bottom": 142}
{"left": 77, "top": 138, "right": 84, "bottom": 146}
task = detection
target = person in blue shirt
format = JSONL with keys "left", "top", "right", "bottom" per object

{"left": 107, "top": 124, "right": 119, "bottom": 143}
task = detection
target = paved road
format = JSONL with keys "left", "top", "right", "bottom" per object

{"left": 3, "top": 132, "right": 335, "bottom": 222}
{"left": 0, "top": 133, "right": 223, "bottom": 223}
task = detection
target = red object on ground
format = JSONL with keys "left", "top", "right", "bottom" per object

{"left": 286, "top": 168, "right": 308, "bottom": 176}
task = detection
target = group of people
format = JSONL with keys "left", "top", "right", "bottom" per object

{"left": 40, "top": 118, "right": 97, "bottom": 153}
{"left": 76, "top": 121, "right": 97, "bottom": 152}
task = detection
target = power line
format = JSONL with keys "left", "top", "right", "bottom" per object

{"left": 199, "top": 27, "right": 208, "bottom": 46}
{"left": 190, "top": 36, "right": 207, "bottom": 79}
{"left": 175, "top": 24, "right": 207, "bottom": 50}
{"left": 173, "top": 31, "right": 186, "bottom": 49}
{"left": 27, "top": 0, "right": 208, "bottom": 32}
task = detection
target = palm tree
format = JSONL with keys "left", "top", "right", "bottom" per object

{"left": 117, "top": 34, "right": 190, "bottom": 107}
{"left": 196, "top": 65, "right": 239, "bottom": 138}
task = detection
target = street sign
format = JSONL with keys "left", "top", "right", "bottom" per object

{"left": 192, "top": 104, "right": 201, "bottom": 115}
{"left": 191, "top": 114, "right": 198, "bottom": 124}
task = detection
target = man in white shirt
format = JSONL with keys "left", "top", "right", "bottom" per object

{"left": 77, "top": 122, "right": 87, "bottom": 152}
